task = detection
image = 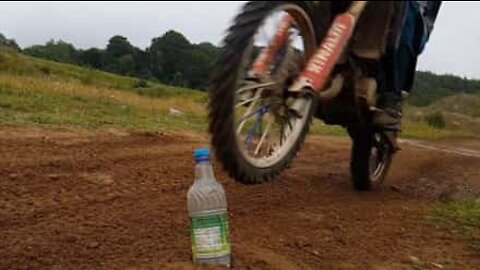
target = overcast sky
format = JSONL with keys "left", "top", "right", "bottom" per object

{"left": 1, "top": 1, "right": 479, "bottom": 79}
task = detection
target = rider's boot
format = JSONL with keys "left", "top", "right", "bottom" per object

{"left": 372, "top": 92, "right": 403, "bottom": 132}
{"left": 372, "top": 92, "right": 405, "bottom": 152}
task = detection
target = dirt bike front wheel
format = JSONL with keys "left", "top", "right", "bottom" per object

{"left": 209, "top": 1, "right": 319, "bottom": 184}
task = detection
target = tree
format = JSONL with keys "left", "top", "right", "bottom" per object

{"left": 118, "top": 54, "right": 135, "bottom": 76}
{"left": 0, "top": 33, "right": 20, "bottom": 51}
{"left": 185, "top": 43, "right": 217, "bottom": 90}
{"left": 132, "top": 47, "right": 151, "bottom": 78}
{"left": 104, "top": 35, "right": 147, "bottom": 77}
{"left": 78, "top": 48, "right": 104, "bottom": 69}
{"left": 106, "top": 35, "right": 134, "bottom": 58}
{"left": 23, "top": 40, "right": 78, "bottom": 64}
{"left": 146, "top": 42, "right": 164, "bottom": 79}
{"left": 197, "top": 42, "right": 219, "bottom": 55}
{"left": 148, "top": 30, "right": 191, "bottom": 85}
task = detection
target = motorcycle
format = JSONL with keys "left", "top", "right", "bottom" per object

{"left": 208, "top": 1, "right": 401, "bottom": 190}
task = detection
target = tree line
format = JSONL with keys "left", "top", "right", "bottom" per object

{"left": 19, "top": 31, "right": 218, "bottom": 90}
{"left": 1, "top": 31, "right": 479, "bottom": 105}
{"left": 411, "top": 71, "right": 480, "bottom": 106}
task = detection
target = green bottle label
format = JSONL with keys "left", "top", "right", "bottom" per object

{"left": 190, "top": 213, "right": 230, "bottom": 259}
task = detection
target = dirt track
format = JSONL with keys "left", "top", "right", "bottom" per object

{"left": 0, "top": 128, "right": 479, "bottom": 270}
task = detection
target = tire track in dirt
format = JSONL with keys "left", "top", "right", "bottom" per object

{"left": 0, "top": 129, "right": 479, "bottom": 269}
{"left": 400, "top": 139, "right": 480, "bottom": 159}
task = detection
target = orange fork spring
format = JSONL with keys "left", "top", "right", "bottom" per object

{"left": 291, "top": 1, "right": 368, "bottom": 92}
{"left": 250, "top": 15, "right": 294, "bottom": 75}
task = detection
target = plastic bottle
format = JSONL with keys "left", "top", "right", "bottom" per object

{"left": 187, "top": 149, "right": 231, "bottom": 267}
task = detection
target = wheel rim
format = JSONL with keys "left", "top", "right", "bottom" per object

{"left": 369, "top": 133, "right": 388, "bottom": 183}
{"left": 233, "top": 4, "right": 315, "bottom": 169}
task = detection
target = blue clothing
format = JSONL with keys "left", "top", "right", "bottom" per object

{"left": 403, "top": 1, "right": 439, "bottom": 55}
{"left": 388, "top": 1, "right": 441, "bottom": 94}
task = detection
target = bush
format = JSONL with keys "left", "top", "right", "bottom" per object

{"left": 133, "top": 79, "right": 149, "bottom": 88}
{"left": 81, "top": 73, "right": 94, "bottom": 85}
{"left": 39, "top": 66, "right": 51, "bottom": 75}
{"left": 425, "top": 112, "right": 446, "bottom": 129}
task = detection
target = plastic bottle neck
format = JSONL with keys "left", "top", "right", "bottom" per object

{"left": 194, "top": 160, "right": 215, "bottom": 183}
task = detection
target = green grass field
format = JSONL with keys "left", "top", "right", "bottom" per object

{"left": 431, "top": 200, "right": 480, "bottom": 251}
{"left": 1, "top": 48, "right": 478, "bottom": 139}
{"left": 0, "top": 49, "right": 208, "bottom": 133}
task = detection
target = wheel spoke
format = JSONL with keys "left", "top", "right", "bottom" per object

{"left": 287, "top": 116, "right": 295, "bottom": 131}
{"left": 237, "top": 106, "right": 267, "bottom": 128}
{"left": 244, "top": 106, "right": 268, "bottom": 150}
{"left": 245, "top": 115, "right": 259, "bottom": 149}
{"left": 236, "top": 89, "right": 265, "bottom": 134}
{"left": 254, "top": 114, "right": 274, "bottom": 156}
{"left": 280, "top": 111, "right": 294, "bottom": 145}
{"left": 237, "top": 82, "right": 276, "bottom": 95}
{"left": 236, "top": 95, "right": 261, "bottom": 108}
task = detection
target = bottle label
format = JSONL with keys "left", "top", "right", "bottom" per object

{"left": 190, "top": 213, "right": 230, "bottom": 259}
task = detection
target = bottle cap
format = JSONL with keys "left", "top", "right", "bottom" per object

{"left": 194, "top": 148, "right": 211, "bottom": 162}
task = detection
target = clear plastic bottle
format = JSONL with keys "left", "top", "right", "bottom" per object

{"left": 187, "top": 149, "right": 231, "bottom": 267}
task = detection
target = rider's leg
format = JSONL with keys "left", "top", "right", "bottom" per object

{"left": 373, "top": 1, "right": 424, "bottom": 131}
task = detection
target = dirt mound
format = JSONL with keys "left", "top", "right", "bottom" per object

{"left": 0, "top": 129, "right": 478, "bottom": 269}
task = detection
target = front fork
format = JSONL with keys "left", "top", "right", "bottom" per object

{"left": 250, "top": 1, "right": 368, "bottom": 95}
{"left": 246, "top": 1, "right": 368, "bottom": 126}
{"left": 250, "top": 15, "right": 294, "bottom": 77}
{"left": 290, "top": 1, "right": 368, "bottom": 93}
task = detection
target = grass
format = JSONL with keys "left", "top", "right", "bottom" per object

{"left": 0, "top": 48, "right": 478, "bottom": 140}
{"left": 1, "top": 48, "right": 136, "bottom": 89}
{"left": 0, "top": 73, "right": 207, "bottom": 132}
{"left": 437, "top": 200, "right": 480, "bottom": 228}
{"left": 431, "top": 94, "right": 480, "bottom": 118}
{"left": 0, "top": 49, "right": 208, "bottom": 133}
{"left": 431, "top": 200, "right": 480, "bottom": 252}
{"left": 310, "top": 120, "right": 348, "bottom": 137}
{"left": 401, "top": 119, "right": 476, "bottom": 140}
